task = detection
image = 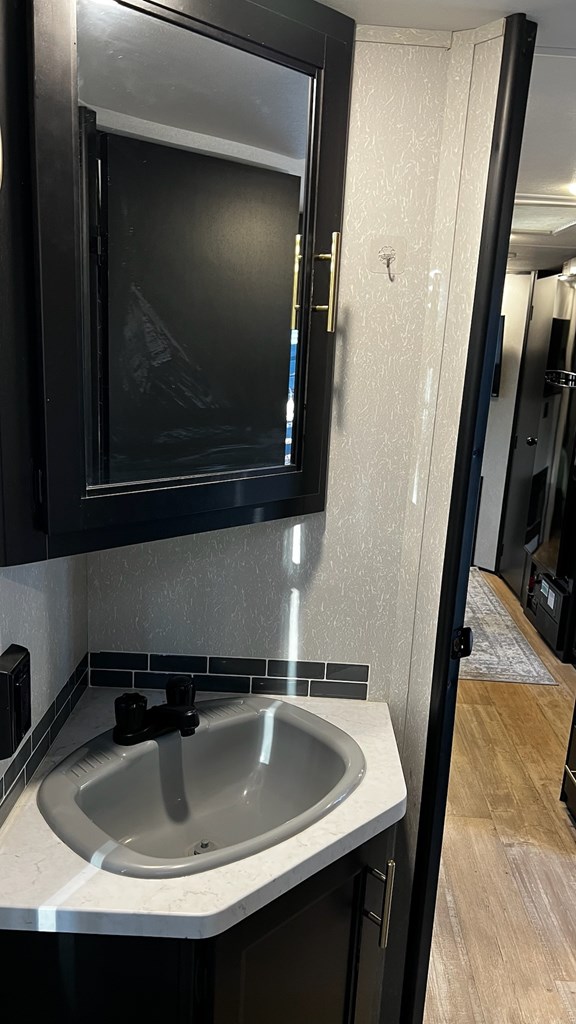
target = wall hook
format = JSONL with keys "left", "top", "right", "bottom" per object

{"left": 377, "top": 245, "right": 396, "bottom": 282}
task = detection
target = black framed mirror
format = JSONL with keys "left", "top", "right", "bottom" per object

{"left": 78, "top": 0, "right": 314, "bottom": 489}
{"left": 28, "top": 0, "right": 354, "bottom": 557}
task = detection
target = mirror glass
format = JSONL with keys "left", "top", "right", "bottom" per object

{"left": 76, "top": 0, "right": 312, "bottom": 488}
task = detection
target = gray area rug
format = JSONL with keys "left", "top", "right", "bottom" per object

{"left": 463, "top": 568, "right": 556, "bottom": 685}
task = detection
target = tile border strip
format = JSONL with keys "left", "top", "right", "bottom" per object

{"left": 0, "top": 654, "right": 89, "bottom": 826}
{"left": 88, "top": 652, "right": 370, "bottom": 700}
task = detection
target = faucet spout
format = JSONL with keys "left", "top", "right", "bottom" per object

{"left": 113, "top": 676, "right": 200, "bottom": 746}
{"left": 148, "top": 701, "right": 200, "bottom": 736}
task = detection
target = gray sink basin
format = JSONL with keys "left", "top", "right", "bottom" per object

{"left": 37, "top": 696, "right": 366, "bottom": 878}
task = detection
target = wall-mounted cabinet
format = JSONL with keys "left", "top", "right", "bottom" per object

{"left": 0, "top": 0, "right": 354, "bottom": 565}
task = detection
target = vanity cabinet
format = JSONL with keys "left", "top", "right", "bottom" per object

{"left": 4, "top": 831, "right": 397, "bottom": 1024}
{"left": 0, "top": 0, "right": 354, "bottom": 565}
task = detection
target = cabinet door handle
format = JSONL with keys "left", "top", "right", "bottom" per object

{"left": 0, "top": 121, "right": 3, "bottom": 194}
{"left": 291, "top": 233, "right": 302, "bottom": 331}
{"left": 312, "top": 231, "right": 342, "bottom": 333}
{"left": 363, "top": 859, "right": 396, "bottom": 950}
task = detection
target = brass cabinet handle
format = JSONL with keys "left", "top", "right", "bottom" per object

{"left": 291, "top": 233, "right": 302, "bottom": 331}
{"left": 312, "top": 231, "right": 342, "bottom": 333}
{"left": 363, "top": 859, "right": 396, "bottom": 950}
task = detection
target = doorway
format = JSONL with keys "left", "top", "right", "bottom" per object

{"left": 398, "top": 26, "right": 576, "bottom": 1024}
{"left": 424, "top": 44, "right": 576, "bottom": 1024}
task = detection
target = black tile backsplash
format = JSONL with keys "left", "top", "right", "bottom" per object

{"left": 0, "top": 655, "right": 88, "bottom": 823}
{"left": 91, "top": 668, "right": 133, "bottom": 688}
{"left": 326, "top": 663, "right": 370, "bottom": 683}
{"left": 91, "top": 651, "right": 148, "bottom": 671}
{"left": 25, "top": 730, "right": 50, "bottom": 784}
{"left": 268, "top": 660, "right": 325, "bottom": 680}
{"left": 31, "top": 703, "right": 55, "bottom": 750}
{"left": 55, "top": 671, "right": 75, "bottom": 713}
{"left": 3, "top": 738, "right": 31, "bottom": 795}
{"left": 88, "top": 653, "right": 370, "bottom": 702}
{"left": 135, "top": 671, "right": 192, "bottom": 690}
{"left": 70, "top": 676, "right": 88, "bottom": 711}
{"left": 209, "top": 657, "right": 266, "bottom": 677}
{"left": 310, "top": 681, "right": 368, "bottom": 700}
{"left": 193, "top": 675, "right": 251, "bottom": 694}
{"left": 51, "top": 700, "right": 72, "bottom": 743}
{"left": 252, "top": 677, "right": 309, "bottom": 697}
{"left": 150, "top": 654, "right": 207, "bottom": 674}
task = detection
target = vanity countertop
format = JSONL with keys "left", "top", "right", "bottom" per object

{"left": 0, "top": 688, "right": 406, "bottom": 940}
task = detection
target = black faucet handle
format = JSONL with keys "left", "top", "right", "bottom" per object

{"left": 166, "top": 675, "right": 196, "bottom": 708}
{"left": 114, "top": 691, "right": 147, "bottom": 738}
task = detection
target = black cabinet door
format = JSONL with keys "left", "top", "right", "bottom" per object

{"left": 210, "top": 834, "right": 399, "bottom": 1024}
{"left": 212, "top": 855, "right": 363, "bottom": 1024}
{"left": 0, "top": 0, "right": 46, "bottom": 565}
{"left": 2, "top": 931, "right": 198, "bottom": 1023}
{"left": 22, "top": 0, "right": 355, "bottom": 563}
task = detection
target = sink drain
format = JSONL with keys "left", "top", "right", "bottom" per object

{"left": 192, "top": 838, "right": 218, "bottom": 856}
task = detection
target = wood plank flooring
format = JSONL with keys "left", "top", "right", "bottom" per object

{"left": 424, "top": 572, "right": 576, "bottom": 1024}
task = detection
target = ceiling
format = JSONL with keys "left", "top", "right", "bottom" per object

{"left": 516, "top": 54, "right": 576, "bottom": 198}
{"left": 511, "top": 52, "right": 576, "bottom": 271}
{"left": 317, "top": 0, "right": 576, "bottom": 49}
{"left": 319, "top": 0, "right": 576, "bottom": 272}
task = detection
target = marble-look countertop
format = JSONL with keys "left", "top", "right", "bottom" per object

{"left": 0, "top": 688, "right": 406, "bottom": 940}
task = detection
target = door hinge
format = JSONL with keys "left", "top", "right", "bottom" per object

{"left": 530, "top": 304, "right": 534, "bottom": 321}
{"left": 451, "top": 626, "right": 473, "bottom": 660}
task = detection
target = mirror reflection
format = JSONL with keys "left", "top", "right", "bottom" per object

{"left": 77, "top": 0, "right": 312, "bottom": 487}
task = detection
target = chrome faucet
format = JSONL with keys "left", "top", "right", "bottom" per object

{"left": 113, "top": 676, "right": 200, "bottom": 745}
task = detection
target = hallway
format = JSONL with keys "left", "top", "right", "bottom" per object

{"left": 425, "top": 573, "right": 576, "bottom": 1024}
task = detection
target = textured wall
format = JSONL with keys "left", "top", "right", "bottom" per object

{"left": 474, "top": 273, "right": 533, "bottom": 571}
{"left": 87, "top": 31, "right": 452, "bottom": 733}
{"left": 0, "top": 556, "right": 88, "bottom": 778}
{"left": 401, "top": 23, "right": 505, "bottom": 865}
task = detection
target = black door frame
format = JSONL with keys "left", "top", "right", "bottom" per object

{"left": 400, "top": 14, "right": 537, "bottom": 1024}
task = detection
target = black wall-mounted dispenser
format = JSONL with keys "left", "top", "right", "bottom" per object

{"left": 0, "top": 644, "right": 31, "bottom": 758}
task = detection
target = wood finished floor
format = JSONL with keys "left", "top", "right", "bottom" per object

{"left": 424, "top": 572, "right": 576, "bottom": 1024}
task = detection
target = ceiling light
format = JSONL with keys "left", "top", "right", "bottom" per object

{"left": 569, "top": 182, "right": 576, "bottom": 196}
